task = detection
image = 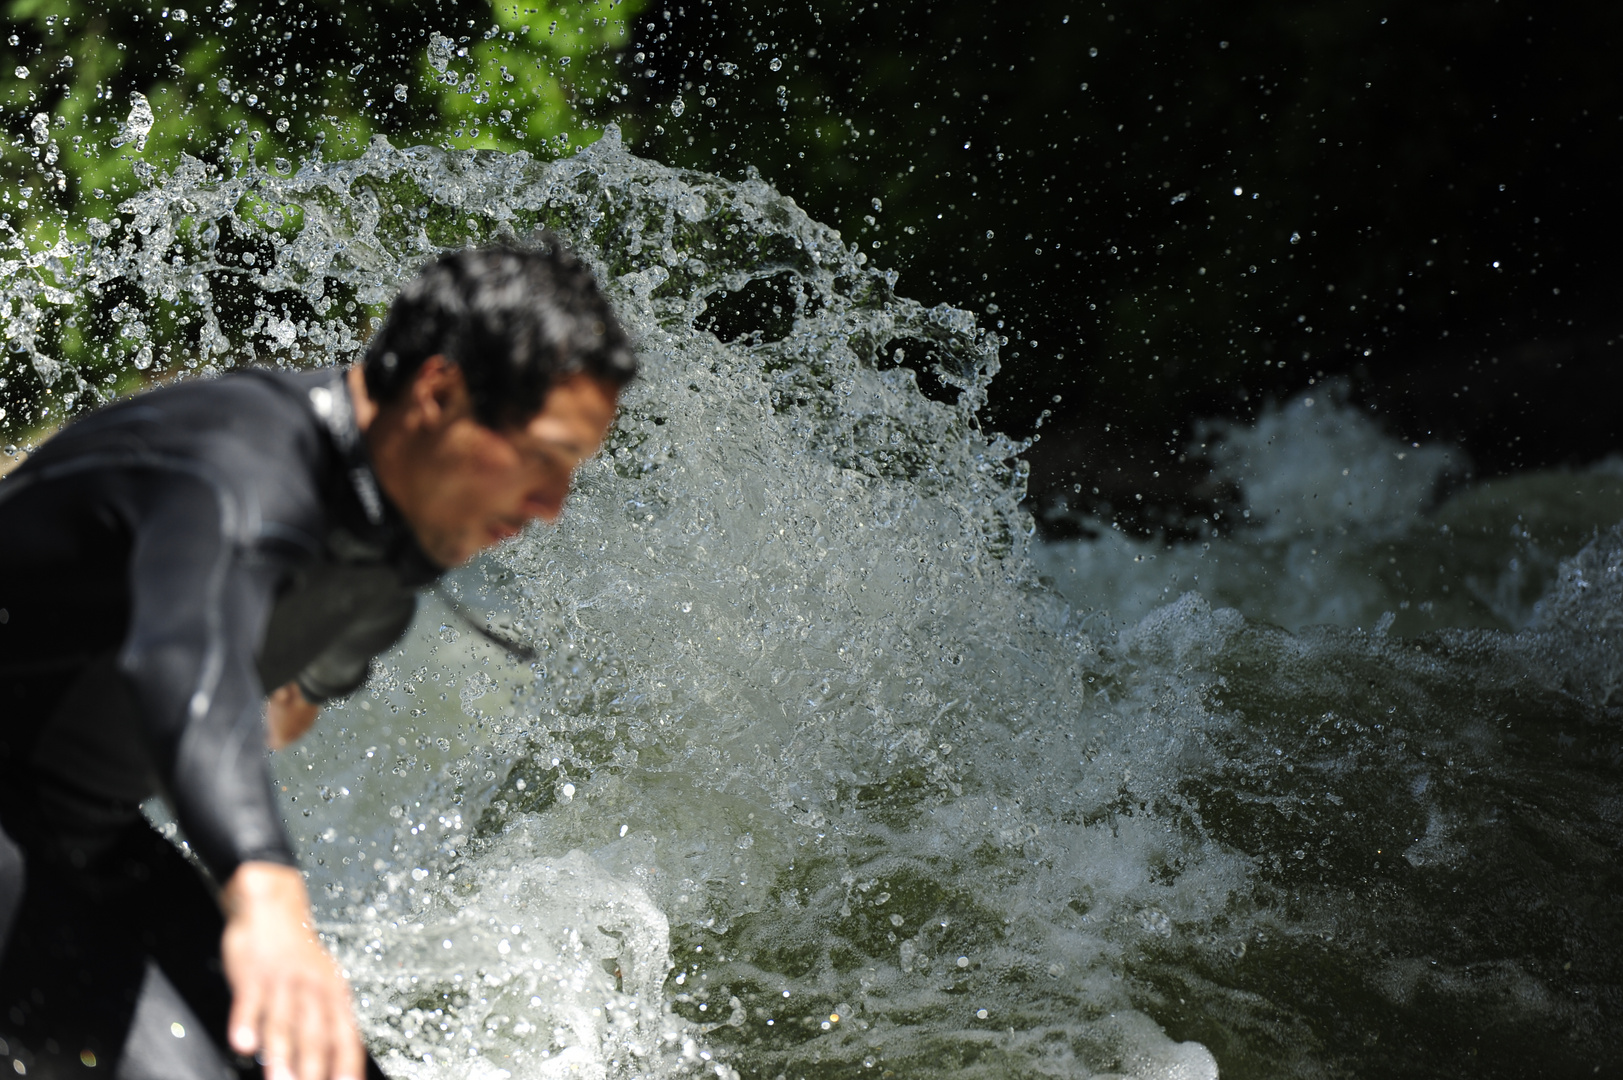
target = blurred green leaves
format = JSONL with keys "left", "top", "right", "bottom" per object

{"left": 0, "top": 0, "right": 651, "bottom": 249}
{"left": 0, "top": 0, "right": 652, "bottom": 442}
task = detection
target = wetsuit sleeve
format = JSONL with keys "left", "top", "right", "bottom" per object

{"left": 115, "top": 473, "right": 298, "bottom": 881}
{"left": 293, "top": 590, "right": 417, "bottom": 703}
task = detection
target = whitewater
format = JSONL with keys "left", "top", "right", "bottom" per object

{"left": 2, "top": 128, "right": 1619, "bottom": 1079}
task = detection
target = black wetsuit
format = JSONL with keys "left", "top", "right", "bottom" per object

{"left": 0, "top": 368, "right": 439, "bottom": 1079}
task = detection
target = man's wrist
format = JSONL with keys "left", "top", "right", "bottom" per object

{"left": 222, "top": 860, "right": 309, "bottom": 919}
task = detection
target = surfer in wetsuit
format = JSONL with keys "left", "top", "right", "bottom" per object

{"left": 0, "top": 242, "right": 635, "bottom": 1080}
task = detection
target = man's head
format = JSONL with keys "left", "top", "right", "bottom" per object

{"left": 354, "top": 242, "right": 636, "bottom": 567}
{"left": 363, "top": 240, "right": 636, "bottom": 427}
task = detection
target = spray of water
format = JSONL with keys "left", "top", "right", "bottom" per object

{"left": 5, "top": 129, "right": 1621, "bottom": 1080}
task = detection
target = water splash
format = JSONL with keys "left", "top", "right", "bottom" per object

{"left": 6, "top": 129, "right": 1622, "bottom": 1079}
{"left": 109, "top": 92, "right": 156, "bottom": 153}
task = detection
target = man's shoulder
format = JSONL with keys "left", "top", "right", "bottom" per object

{"left": 131, "top": 366, "right": 329, "bottom": 428}
{"left": 16, "top": 369, "right": 341, "bottom": 518}
{"left": 47, "top": 368, "right": 330, "bottom": 458}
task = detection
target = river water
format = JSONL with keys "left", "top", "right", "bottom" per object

{"left": 3, "top": 129, "right": 1620, "bottom": 1079}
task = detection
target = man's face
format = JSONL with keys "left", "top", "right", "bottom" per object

{"left": 375, "top": 361, "right": 620, "bottom": 567}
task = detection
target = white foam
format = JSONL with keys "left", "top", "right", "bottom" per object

{"left": 1037, "top": 382, "right": 1623, "bottom": 636}
{"left": 10, "top": 124, "right": 1622, "bottom": 1080}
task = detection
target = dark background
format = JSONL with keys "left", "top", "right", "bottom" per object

{"left": 6, "top": 0, "right": 1619, "bottom": 535}
{"left": 616, "top": 0, "right": 1623, "bottom": 536}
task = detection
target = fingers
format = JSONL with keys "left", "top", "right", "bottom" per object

{"left": 229, "top": 976, "right": 264, "bottom": 1057}
{"left": 331, "top": 1005, "right": 367, "bottom": 1080}
{"left": 248, "top": 972, "right": 364, "bottom": 1080}
{"left": 295, "top": 989, "right": 329, "bottom": 1080}
{"left": 262, "top": 977, "right": 297, "bottom": 1080}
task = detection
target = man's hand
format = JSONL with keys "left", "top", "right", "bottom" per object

{"left": 222, "top": 862, "right": 365, "bottom": 1080}
{"left": 265, "top": 682, "right": 320, "bottom": 750}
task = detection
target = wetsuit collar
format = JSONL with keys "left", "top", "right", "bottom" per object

{"left": 299, "top": 368, "right": 442, "bottom": 587}
{"left": 306, "top": 373, "right": 386, "bottom": 527}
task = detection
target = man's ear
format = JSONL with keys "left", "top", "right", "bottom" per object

{"left": 410, "top": 355, "right": 469, "bottom": 429}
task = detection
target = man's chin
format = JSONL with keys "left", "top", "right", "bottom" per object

{"left": 420, "top": 536, "right": 477, "bottom": 570}
{"left": 456, "top": 529, "right": 520, "bottom": 565}
{"left": 420, "top": 527, "right": 519, "bottom": 569}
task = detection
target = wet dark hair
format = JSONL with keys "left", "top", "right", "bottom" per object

{"left": 362, "top": 238, "right": 636, "bottom": 429}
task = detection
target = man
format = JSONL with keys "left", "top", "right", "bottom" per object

{"left": 0, "top": 242, "right": 635, "bottom": 1080}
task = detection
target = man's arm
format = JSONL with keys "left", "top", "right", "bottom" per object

{"left": 115, "top": 470, "right": 363, "bottom": 1080}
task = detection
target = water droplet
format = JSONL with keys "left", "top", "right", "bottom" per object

{"left": 562, "top": 783, "right": 576, "bottom": 800}
{"left": 13, "top": 66, "right": 28, "bottom": 79}
{"left": 769, "top": 57, "right": 783, "bottom": 71}
{"left": 1233, "top": 186, "right": 1244, "bottom": 196}
{"left": 976, "top": 1009, "right": 989, "bottom": 1019}
{"left": 394, "top": 83, "right": 408, "bottom": 102}
{"left": 275, "top": 117, "right": 290, "bottom": 133}
{"left": 1088, "top": 47, "right": 1098, "bottom": 57}
{"left": 428, "top": 31, "right": 453, "bottom": 74}
{"left": 1290, "top": 231, "right": 1301, "bottom": 244}
{"left": 670, "top": 96, "right": 685, "bottom": 117}
{"left": 170, "top": 1022, "right": 185, "bottom": 1038}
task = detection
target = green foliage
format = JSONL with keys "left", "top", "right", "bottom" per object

{"left": 0, "top": 0, "right": 652, "bottom": 441}
{"left": 0, "top": 0, "right": 649, "bottom": 247}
